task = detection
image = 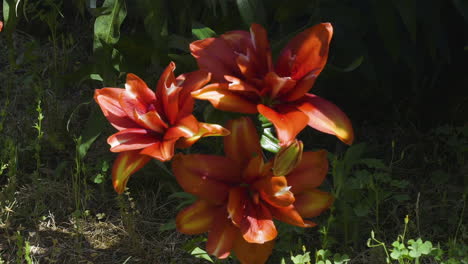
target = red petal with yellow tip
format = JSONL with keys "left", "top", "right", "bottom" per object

{"left": 133, "top": 110, "right": 168, "bottom": 133}
{"left": 287, "top": 150, "right": 328, "bottom": 194}
{"left": 107, "top": 128, "right": 157, "bottom": 152}
{"left": 125, "top": 73, "right": 156, "bottom": 105}
{"left": 177, "top": 70, "right": 211, "bottom": 115}
{"left": 233, "top": 233, "right": 275, "bottom": 264}
{"left": 177, "top": 122, "right": 230, "bottom": 148}
{"left": 267, "top": 204, "right": 316, "bottom": 228}
{"left": 206, "top": 208, "right": 238, "bottom": 259}
{"left": 176, "top": 199, "right": 218, "bottom": 235}
{"left": 172, "top": 154, "right": 236, "bottom": 203}
{"left": 240, "top": 201, "right": 277, "bottom": 244}
{"left": 257, "top": 104, "right": 309, "bottom": 146}
{"left": 294, "top": 189, "right": 334, "bottom": 218}
{"left": 253, "top": 176, "right": 295, "bottom": 208}
{"left": 140, "top": 139, "right": 177, "bottom": 161}
{"left": 192, "top": 83, "right": 258, "bottom": 114}
{"left": 296, "top": 93, "right": 354, "bottom": 145}
{"left": 112, "top": 150, "right": 151, "bottom": 194}
{"left": 164, "top": 115, "right": 200, "bottom": 141}
{"left": 190, "top": 38, "right": 240, "bottom": 82}
{"left": 224, "top": 117, "right": 263, "bottom": 168}
{"left": 227, "top": 187, "right": 248, "bottom": 227}
{"left": 94, "top": 88, "right": 139, "bottom": 130}
{"left": 276, "top": 23, "right": 333, "bottom": 80}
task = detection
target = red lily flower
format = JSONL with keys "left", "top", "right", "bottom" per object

{"left": 190, "top": 23, "right": 354, "bottom": 146}
{"left": 94, "top": 62, "right": 229, "bottom": 193}
{"left": 173, "top": 117, "right": 333, "bottom": 263}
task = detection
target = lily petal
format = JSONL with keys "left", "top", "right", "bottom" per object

{"left": 287, "top": 150, "right": 328, "bottom": 194}
{"left": 242, "top": 156, "right": 271, "bottom": 183}
{"left": 206, "top": 208, "right": 238, "bottom": 259}
{"left": 268, "top": 204, "right": 316, "bottom": 228}
{"left": 125, "top": 73, "right": 156, "bottom": 105}
{"left": 133, "top": 109, "right": 168, "bottom": 134}
{"left": 112, "top": 150, "right": 151, "bottom": 194}
{"left": 233, "top": 233, "right": 275, "bottom": 264}
{"left": 250, "top": 24, "right": 273, "bottom": 75}
{"left": 107, "top": 128, "right": 157, "bottom": 152}
{"left": 253, "top": 176, "right": 295, "bottom": 208}
{"left": 296, "top": 93, "right": 354, "bottom": 145}
{"left": 94, "top": 88, "right": 139, "bottom": 130}
{"left": 240, "top": 201, "right": 277, "bottom": 244}
{"left": 192, "top": 83, "right": 258, "bottom": 114}
{"left": 164, "top": 115, "right": 200, "bottom": 141}
{"left": 177, "top": 122, "right": 230, "bottom": 148}
{"left": 177, "top": 70, "right": 211, "bottom": 115}
{"left": 140, "top": 139, "right": 177, "bottom": 161}
{"left": 257, "top": 104, "right": 309, "bottom": 146}
{"left": 190, "top": 37, "right": 240, "bottom": 82}
{"left": 119, "top": 90, "right": 149, "bottom": 127}
{"left": 276, "top": 23, "right": 333, "bottom": 81}
{"left": 172, "top": 154, "right": 236, "bottom": 203}
{"left": 224, "top": 117, "right": 263, "bottom": 168}
{"left": 227, "top": 187, "right": 248, "bottom": 227}
{"left": 294, "top": 189, "right": 334, "bottom": 218}
{"left": 283, "top": 69, "right": 318, "bottom": 102}
{"left": 176, "top": 199, "right": 218, "bottom": 235}
{"left": 156, "top": 62, "right": 181, "bottom": 125}
{"left": 262, "top": 71, "right": 296, "bottom": 99}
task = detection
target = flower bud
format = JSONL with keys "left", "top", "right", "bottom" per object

{"left": 273, "top": 139, "right": 303, "bottom": 176}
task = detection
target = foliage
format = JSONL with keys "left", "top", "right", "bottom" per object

{"left": 0, "top": 0, "right": 466, "bottom": 263}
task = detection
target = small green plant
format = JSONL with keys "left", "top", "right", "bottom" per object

{"left": 281, "top": 246, "right": 350, "bottom": 264}
{"left": 14, "top": 231, "right": 33, "bottom": 264}
{"left": 368, "top": 215, "right": 437, "bottom": 264}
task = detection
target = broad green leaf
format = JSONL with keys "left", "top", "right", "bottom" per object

{"left": 93, "top": 0, "right": 127, "bottom": 51}
{"left": 192, "top": 22, "right": 216, "bottom": 40}
{"left": 236, "top": 0, "right": 266, "bottom": 26}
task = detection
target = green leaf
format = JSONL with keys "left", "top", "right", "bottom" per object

{"left": 236, "top": 0, "right": 266, "bottom": 26}
{"left": 192, "top": 22, "right": 217, "bottom": 40}
{"left": 358, "top": 158, "right": 387, "bottom": 169}
{"left": 329, "top": 56, "right": 364, "bottom": 73}
{"left": 191, "top": 247, "right": 214, "bottom": 263}
{"left": 2, "top": 0, "right": 18, "bottom": 33}
{"left": 93, "top": 173, "right": 105, "bottom": 184}
{"left": 93, "top": 0, "right": 127, "bottom": 51}
{"left": 78, "top": 105, "right": 107, "bottom": 159}
{"left": 261, "top": 128, "right": 280, "bottom": 153}
{"left": 290, "top": 252, "right": 310, "bottom": 264}
{"left": 159, "top": 220, "right": 176, "bottom": 231}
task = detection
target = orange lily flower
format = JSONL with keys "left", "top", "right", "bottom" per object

{"left": 94, "top": 62, "right": 229, "bottom": 193}
{"left": 191, "top": 23, "right": 354, "bottom": 146}
{"left": 173, "top": 117, "right": 333, "bottom": 263}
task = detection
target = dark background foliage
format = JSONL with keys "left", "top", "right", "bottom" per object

{"left": 0, "top": 0, "right": 467, "bottom": 263}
